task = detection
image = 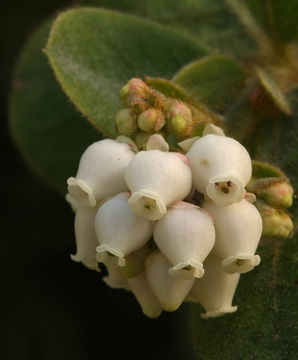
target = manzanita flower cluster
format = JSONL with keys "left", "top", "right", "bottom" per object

{"left": 66, "top": 119, "right": 263, "bottom": 318}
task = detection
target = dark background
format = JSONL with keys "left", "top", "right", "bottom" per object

{"left": 1, "top": 2, "right": 197, "bottom": 359}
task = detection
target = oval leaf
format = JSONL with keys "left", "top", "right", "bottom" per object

{"left": 255, "top": 67, "right": 292, "bottom": 115}
{"left": 79, "top": 0, "right": 257, "bottom": 58}
{"left": 173, "top": 55, "right": 248, "bottom": 113}
{"left": 245, "top": 0, "right": 298, "bottom": 44}
{"left": 9, "top": 20, "right": 101, "bottom": 195}
{"left": 45, "top": 7, "right": 207, "bottom": 137}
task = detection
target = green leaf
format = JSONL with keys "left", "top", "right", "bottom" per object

{"left": 252, "top": 160, "right": 286, "bottom": 179}
{"left": 9, "top": 19, "right": 101, "bottom": 195}
{"left": 78, "top": 0, "right": 257, "bottom": 58}
{"left": 45, "top": 7, "right": 207, "bottom": 137}
{"left": 173, "top": 55, "right": 248, "bottom": 113}
{"left": 245, "top": 0, "right": 298, "bottom": 44}
{"left": 255, "top": 67, "right": 292, "bottom": 115}
{"left": 191, "top": 87, "right": 298, "bottom": 360}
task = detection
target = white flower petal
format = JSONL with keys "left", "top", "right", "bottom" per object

{"left": 127, "top": 272, "right": 163, "bottom": 318}
{"left": 68, "top": 139, "right": 135, "bottom": 208}
{"left": 178, "top": 136, "right": 200, "bottom": 152}
{"left": 102, "top": 255, "right": 130, "bottom": 291}
{"left": 203, "top": 199, "right": 262, "bottom": 274}
{"left": 146, "top": 134, "right": 169, "bottom": 152}
{"left": 190, "top": 254, "right": 239, "bottom": 319}
{"left": 186, "top": 134, "right": 252, "bottom": 206}
{"left": 67, "top": 177, "right": 96, "bottom": 208}
{"left": 206, "top": 175, "right": 246, "bottom": 206}
{"left": 65, "top": 193, "right": 79, "bottom": 213}
{"left": 95, "top": 193, "right": 153, "bottom": 266}
{"left": 70, "top": 206, "right": 99, "bottom": 271}
{"left": 202, "top": 123, "right": 225, "bottom": 137}
{"left": 153, "top": 204, "right": 215, "bottom": 279}
{"left": 145, "top": 250, "right": 194, "bottom": 311}
{"left": 125, "top": 150, "right": 192, "bottom": 220}
{"left": 222, "top": 254, "right": 261, "bottom": 274}
{"left": 116, "top": 135, "right": 138, "bottom": 153}
{"left": 128, "top": 189, "right": 166, "bottom": 221}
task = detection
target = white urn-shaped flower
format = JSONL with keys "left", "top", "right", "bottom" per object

{"left": 95, "top": 193, "right": 153, "bottom": 266}
{"left": 67, "top": 139, "right": 135, "bottom": 208}
{"left": 203, "top": 199, "right": 262, "bottom": 274}
{"left": 99, "top": 254, "right": 130, "bottom": 291}
{"left": 127, "top": 272, "right": 163, "bottom": 318}
{"left": 190, "top": 253, "right": 240, "bottom": 319}
{"left": 69, "top": 199, "right": 99, "bottom": 271}
{"left": 186, "top": 134, "right": 252, "bottom": 206}
{"left": 125, "top": 150, "right": 192, "bottom": 220}
{"left": 153, "top": 202, "right": 216, "bottom": 279}
{"left": 145, "top": 250, "right": 194, "bottom": 311}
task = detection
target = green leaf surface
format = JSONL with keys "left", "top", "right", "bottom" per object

{"left": 45, "top": 7, "right": 207, "bottom": 137}
{"left": 191, "top": 87, "right": 298, "bottom": 360}
{"left": 173, "top": 55, "right": 248, "bottom": 113}
{"left": 78, "top": 0, "right": 257, "bottom": 58}
{"left": 256, "top": 67, "right": 292, "bottom": 115}
{"left": 245, "top": 0, "right": 298, "bottom": 44}
{"left": 9, "top": 19, "right": 101, "bottom": 195}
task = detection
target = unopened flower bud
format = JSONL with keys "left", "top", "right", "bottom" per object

{"left": 166, "top": 100, "right": 192, "bottom": 119}
{"left": 127, "top": 272, "right": 163, "bottom": 318}
{"left": 95, "top": 193, "right": 153, "bottom": 266}
{"left": 202, "top": 123, "right": 225, "bottom": 137}
{"left": 120, "top": 78, "right": 151, "bottom": 108}
{"left": 203, "top": 199, "right": 262, "bottom": 274}
{"left": 137, "top": 108, "right": 165, "bottom": 133}
{"left": 125, "top": 151, "right": 192, "bottom": 220}
{"left": 255, "top": 181, "right": 293, "bottom": 209}
{"left": 153, "top": 202, "right": 216, "bottom": 279}
{"left": 190, "top": 254, "right": 239, "bottom": 319}
{"left": 145, "top": 250, "right": 194, "bottom": 311}
{"left": 67, "top": 139, "right": 135, "bottom": 208}
{"left": 70, "top": 202, "right": 99, "bottom": 271}
{"left": 186, "top": 135, "right": 252, "bottom": 206}
{"left": 146, "top": 134, "right": 169, "bottom": 152}
{"left": 166, "top": 100, "right": 193, "bottom": 137}
{"left": 115, "top": 108, "right": 137, "bottom": 136}
{"left": 255, "top": 200, "right": 294, "bottom": 238}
